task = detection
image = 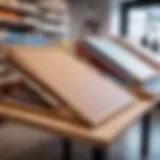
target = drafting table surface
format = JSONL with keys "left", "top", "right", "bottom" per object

{"left": 8, "top": 46, "right": 133, "bottom": 126}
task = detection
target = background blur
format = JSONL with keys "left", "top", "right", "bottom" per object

{"left": 1, "top": 1, "right": 160, "bottom": 160}
{"left": 0, "top": 0, "right": 132, "bottom": 44}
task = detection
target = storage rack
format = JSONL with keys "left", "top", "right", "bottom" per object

{"left": 0, "top": 0, "right": 69, "bottom": 44}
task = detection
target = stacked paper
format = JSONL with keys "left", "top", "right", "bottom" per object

{"left": 76, "top": 37, "right": 160, "bottom": 97}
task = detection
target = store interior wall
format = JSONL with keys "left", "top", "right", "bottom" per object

{"left": 68, "top": 0, "right": 135, "bottom": 41}
{"left": 68, "top": 0, "right": 110, "bottom": 42}
{"left": 109, "top": 0, "right": 135, "bottom": 35}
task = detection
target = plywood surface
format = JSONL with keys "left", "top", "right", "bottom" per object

{"left": 7, "top": 45, "right": 133, "bottom": 126}
{"left": 0, "top": 45, "right": 156, "bottom": 148}
{"left": 0, "top": 97, "right": 157, "bottom": 147}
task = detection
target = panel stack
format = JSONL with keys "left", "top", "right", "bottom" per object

{"left": 76, "top": 37, "right": 160, "bottom": 97}
{"left": 0, "top": 0, "right": 69, "bottom": 45}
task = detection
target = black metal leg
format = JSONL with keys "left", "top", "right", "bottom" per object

{"left": 92, "top": 147, "right": 108, "bottom": 160}
{"left": 141, "top": 112, "right": 152, "bottom": 160}
{"left": 0, "top": 118, "right": 5, "bottom": 126}
{"left": 62, "top": 138, "right": 72, "bottom": 160}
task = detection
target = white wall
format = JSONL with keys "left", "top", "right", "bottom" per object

{"left": 68, "top": 0, "right": 110, "bottom": 41}
{"left": 109, "top": 0, "right": 135, "bottom": 35}
{"left": 68, "top": 0, "right": 134, "bottom": 41}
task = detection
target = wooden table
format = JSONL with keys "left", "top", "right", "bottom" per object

{"left": 0, "top": 96, "right": 157, "bottom": 160}
{"left": 0, "top": 45, "right": 158, "bottom": 160}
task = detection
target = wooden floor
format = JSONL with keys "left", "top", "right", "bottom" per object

{"left": 0, "top": 110, "right": 159, "bottom": 160}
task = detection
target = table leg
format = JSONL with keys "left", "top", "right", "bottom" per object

{"left": 141, "top": 112, "right": 152, "bottom": 160}
{"left": 62, "top": 138, "right": 72, "bottom": 160}
{"left": 0, "top": 117, "right": 5, "bottom": 126}
{"left": 92, "top": 147, "right": 108, "bottom": 160}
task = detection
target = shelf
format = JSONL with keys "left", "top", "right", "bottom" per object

{"left": 0, "top": 19, "right": 35, "bottom": 31}
{"left": 0, "top": 0, "right": 69, "bottom": 42}
{"left": 43, "top": 13, "right": 64, "bottom": 25}
{"left": 0, "top": 4, "right": 39, "bottom": 17}
{"left": 38, "top": 1, "right": 68, "bottom": 14}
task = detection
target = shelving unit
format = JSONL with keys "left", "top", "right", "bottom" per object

{"left": 0, "top": 0, "right": 70, "bottom": 86}
{"left": 0, "top": 0, "right": 69, "bottom": 45}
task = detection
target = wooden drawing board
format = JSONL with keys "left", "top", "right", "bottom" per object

{"left": 7, "top": 45, "right": 134, "bottom": 126}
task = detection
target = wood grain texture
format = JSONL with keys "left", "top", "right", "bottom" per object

{"left": 7, "top": 45, "right": 134, "bottom": 126}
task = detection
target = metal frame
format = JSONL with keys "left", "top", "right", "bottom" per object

{"left": 141, "top": 112, "right": 152, "bottom": 160}
{"left": 62, "top": 138, "right": 72, "bottom": 160}
{"left": 92, "top": 147, "right": 108, "bottom": 160}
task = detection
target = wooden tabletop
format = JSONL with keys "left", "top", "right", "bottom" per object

{"left": 8, "top": 45, "right": 134, "bottom": 126}
{"left": 0, "top": 45, "right": 157, "bottom": 147}
{"left": 0, "top": 97, "right": 157, "bottom": 147}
